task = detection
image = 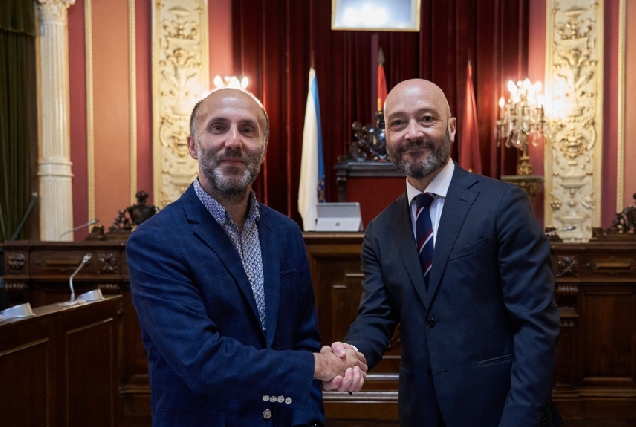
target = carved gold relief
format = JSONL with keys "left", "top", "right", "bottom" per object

{"left": 153, "top": 0, "right": 208, "bottom": 207}
{"left": 545, "top": 1, "right": 603, "bottom": 242}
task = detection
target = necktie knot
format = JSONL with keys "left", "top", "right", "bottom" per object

{"left": 415, "top": 193, "right": 435, "bottom": 210}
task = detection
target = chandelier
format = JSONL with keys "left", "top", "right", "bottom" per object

{"left": 199, "top": 76, "right": 250, "bottom": 101}
{"left": 497, "top": 78, "right": 548, "bottom": 175}
{"left": 213, "top": 75, "right": 249, "bottom": 90}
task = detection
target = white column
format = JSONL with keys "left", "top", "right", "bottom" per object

{"left": 36, "top": 0, "right": 76, "bottom": 241}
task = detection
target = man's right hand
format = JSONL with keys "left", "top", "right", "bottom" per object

{"left": 320, "top": 342, "right": 366, "bottom": 393}
{"left": 313, "top": 345, "right": 367, "bottom": 383}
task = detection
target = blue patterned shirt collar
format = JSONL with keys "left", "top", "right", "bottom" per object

{"left": 193, "top": 179, "right": 260, "bottom": 227}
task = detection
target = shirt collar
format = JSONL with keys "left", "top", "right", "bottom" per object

{"left": 406, "top": 158, "right": 455, "bottom": 205}
{"left": 193, "top": 179, "right": 260, "bottom": 227}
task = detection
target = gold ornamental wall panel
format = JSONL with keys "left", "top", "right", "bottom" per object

{"left": 152, "top": 0, "right": 208, "bottom": 207}
{"left": 544, "top": 0, "right": 604, "bottom": 242}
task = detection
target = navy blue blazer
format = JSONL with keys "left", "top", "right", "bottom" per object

{"left": 127, "top": 185, "right": 324, "bottom": 427}
{"left": 346, "top": 165, "right": 560, "bottom": 427}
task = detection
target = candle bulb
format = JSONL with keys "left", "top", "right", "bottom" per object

{"left": 499, "top": 97, "right": 505, "bottom": 119}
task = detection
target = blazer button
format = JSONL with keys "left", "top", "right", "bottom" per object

{"left": 426, "top": 318, "right": 436, "bottom": 328}
{"left": 263, "top": 409, "right": 272, "bottom": 419}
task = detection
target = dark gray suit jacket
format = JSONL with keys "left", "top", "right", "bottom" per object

{"left": 346, "top": 164, "right": 560, "bottom": 427}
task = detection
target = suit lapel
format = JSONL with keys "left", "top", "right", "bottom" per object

{"left": 258, "top": 208, "right": 280, "bottom": 348}
{"left": 389, "top": 193, "right": 430, "bottom": 309}
{"left": 426, "top": 166, "right": 479, "bottom": 303}
{"left": 181, "top": 186, "right": 263, "bottom": 335}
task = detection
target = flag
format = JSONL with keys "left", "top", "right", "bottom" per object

{"left": 298, "top": 68, "right": 325, "bottom": 231}
{"left": 459, "top": 60, "right": 482, "bottom": 174}
{"left": 377, "top": 48, "right": 388, "bottom": 112}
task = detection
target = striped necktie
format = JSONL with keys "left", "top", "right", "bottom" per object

{"left": 415, "top": 193, "right": 435, "bottom": 288}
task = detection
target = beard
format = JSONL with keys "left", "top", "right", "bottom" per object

{"left": 197, "top": 143, "right": 265, "bottom": 199}
{"left": 387, "top": 128, "right": 452, "bottom": 179}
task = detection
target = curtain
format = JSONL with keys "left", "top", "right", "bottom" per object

{"left": 0, "top": 0, "right": 36, "bottom": 242}
{"left": 232, "top": 0, "right": 529, "bottom": 223}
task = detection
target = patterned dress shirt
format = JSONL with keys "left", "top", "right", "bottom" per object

{"left": 193, "top": 179, "right": 266, "bottom": 330}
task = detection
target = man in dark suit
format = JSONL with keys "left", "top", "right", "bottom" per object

{"left": 327, "top": 79, "right": 561, "bottom": 427}
{"left": 127, "top": 87, "right": 366, "bottom": 427}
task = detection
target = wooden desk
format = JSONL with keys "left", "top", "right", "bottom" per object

{"left": 0, "top": 241, "right": 147, "bottom": 422}
{"left": 0, "top": 296, "right": 120, "bottom": 427}
{"left": 3, "top": 238, "right": 636, "bottom": 426}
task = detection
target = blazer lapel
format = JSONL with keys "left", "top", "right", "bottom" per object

{"left": 426, "top": 166, "right": 479, "bottom": 303}
{"left": 258, "top": 208, "right": 280, "bottom": 348}
{"left": 181, "top": 186, "right": 263, "bottom": 334}
{"left": 389, "top": 193, "right": 430, "bottom": 309}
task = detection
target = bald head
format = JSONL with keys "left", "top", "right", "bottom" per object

{"left": 385, "top": 79, "right": 452, "bottom": 121}
{"left": 189, "top": 88, "right": 270, "bottom": 145}
{"left": 383, "top": 78, "right": 456, "bottom": 187}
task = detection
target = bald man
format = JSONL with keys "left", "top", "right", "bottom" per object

{"left": 127, "top": 88, "right": 366, "bottom": 427}
{"left": 327, "top": 79, "right": 561, "bottom": 427}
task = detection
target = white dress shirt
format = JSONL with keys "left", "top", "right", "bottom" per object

{"left": 406, "top": 159, "right": 455, "bottom": 247}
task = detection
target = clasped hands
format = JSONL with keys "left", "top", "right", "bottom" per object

{"left": 313, "top": 342, "right": 366, "bottom": 393}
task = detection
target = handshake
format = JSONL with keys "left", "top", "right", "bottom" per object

{"left": 313, "top": 342, "right": 367, "bottom": 393}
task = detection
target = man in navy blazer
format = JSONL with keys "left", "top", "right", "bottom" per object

{"left": 327, "top": 79, "right": 561, "bottom": 427}
{"left": 127, "top": 88, "right": 366, "bottom": 427}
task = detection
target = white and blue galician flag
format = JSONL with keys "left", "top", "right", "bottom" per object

{"left": 298, "top": 68, "right": 325, "bottom": 231}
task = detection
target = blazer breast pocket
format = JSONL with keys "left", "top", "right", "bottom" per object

{"left": 448, "top": 238, "right": 486, "bottom": 262}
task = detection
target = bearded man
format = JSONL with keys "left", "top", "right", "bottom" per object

{"left": 127, "top": 88, "right": 366, "bottom": 427}
{"left": 326, "top": 79, "right": 562, "bottom": 427}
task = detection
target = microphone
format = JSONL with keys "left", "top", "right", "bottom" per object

{"left": 545, "top": 225, "right": 576, "bottom": 236}
{"left": 67, "top": 253, "right": 92, "bottom": 303}
{"left": 59, "top": 219, "right": 100, "bottom": 240}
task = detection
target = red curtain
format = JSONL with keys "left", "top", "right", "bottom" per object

{"left": 232, "top": 0, "right": 529, "bottom": 223}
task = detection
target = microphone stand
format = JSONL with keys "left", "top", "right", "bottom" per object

{"left": 545, "top": 226, "right": 576, "bottom": 236}
{"left": 60, "top": 253, "right": 92, "bottom": 305}
{"left": 59, "top": 219, "right": 100, "bottom": 240}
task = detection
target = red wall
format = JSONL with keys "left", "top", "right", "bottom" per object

{"left": 66, "top": 0, "right": 635, "bottom": 235}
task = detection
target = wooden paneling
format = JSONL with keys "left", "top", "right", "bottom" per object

{"left": 0, "top": 319, "right": 54, "bottom": 427}
{"left": 552, "top": 243, "right": 636, "bottom": 422}
{"left": 0, "top": 240, "right": 148, "bottom": 422}
{"left": 0, "top": 296, "right": 120, "bottom": 427}
{"left": 3, "top": 238, "right": 636, "bottom": 426}
{"left": 306, "top": 233, "right": 400, "bottom": 425}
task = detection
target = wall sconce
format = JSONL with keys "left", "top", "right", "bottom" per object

{"left": 497, "top": 78, "right": 548, "bottom": 175}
